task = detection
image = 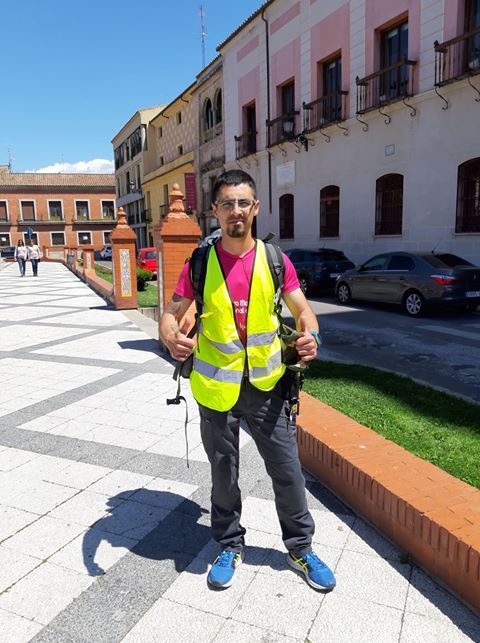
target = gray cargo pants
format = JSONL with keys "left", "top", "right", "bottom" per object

{"left": 199, "top": 376, "right": 315, "bottom": 557}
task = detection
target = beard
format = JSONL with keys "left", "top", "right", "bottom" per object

{"left": 226, "top": 218, "right": 250, "bottom": 238}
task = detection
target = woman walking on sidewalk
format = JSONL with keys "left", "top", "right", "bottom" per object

{"left": 27, "top": 240, "right": 41, "bottom": 276}
{"left": 14, "top": 239, "right": 28, "bottom": 276}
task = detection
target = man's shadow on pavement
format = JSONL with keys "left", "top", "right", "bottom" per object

{"left": 81, "top": 489, "right": 211, "bottom": 577}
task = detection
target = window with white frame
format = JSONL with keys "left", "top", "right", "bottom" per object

{"left": 51, "top": 232, "right": 65, "bottom": 246}
{"left": 48, "top": 200, "right": 63, "bottom": 221}
{"left": 103, "top": 231, "right": 111, "bottom": 244}
{"left": 75, "top": 201, "right": 90, "bottom": 220}
{"left": 78, "top": 232, "right": 92, "bottom": 245}
{"left": 21, "top": 200, "right": 36, "bottom": 221}
{"left": 0, "top": 233, "right": 11, "bottom": 247}
{"left": 23, "top": 232, "right": 38, "bottom": 244}
{"left": 102, "top": 200, "right": 115, "bottom": 220}
{"left": 0, "top": 201, "right": 8, "bottom": 222}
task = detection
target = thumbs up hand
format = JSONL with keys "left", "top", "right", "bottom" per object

{"left": 294, "top": 315, "right": 318, "bottom": 363}
{"left": 167, "top": 315, "right": 196, "bottom": 361}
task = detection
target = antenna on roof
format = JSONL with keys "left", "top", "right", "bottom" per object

{"left": 7, "top": 148, "right": 14, "bottom": 171}
{"left": 199, "top": 5, "right": 207, "bottom": 68}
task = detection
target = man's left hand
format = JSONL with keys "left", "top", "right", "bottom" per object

{"left": 294, "top": 317, "right": 319, "bottom": 362}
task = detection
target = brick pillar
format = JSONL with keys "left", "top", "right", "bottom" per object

{"left": 155, "top": 183, "right": 201, "bottom": 330}
{"left": 81, "top": 246, "right": 94, "bottom": 274}
{"left": 110, "top": 207, "right": 138, "bottom": 310}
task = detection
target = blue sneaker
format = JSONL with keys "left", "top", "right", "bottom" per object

{"left": 287, "top": 551, "right": 336, "bottom": 591}
{"left": 207, "top": 550, "right": 243, "bottom": 588}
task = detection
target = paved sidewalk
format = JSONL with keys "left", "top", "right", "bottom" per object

{"left": 0, "top": 262, "right": 478, "bottom": 643}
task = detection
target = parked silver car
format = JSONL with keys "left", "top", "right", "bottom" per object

{"left": 336, "top": 252, "right": 480, "bottom": 316}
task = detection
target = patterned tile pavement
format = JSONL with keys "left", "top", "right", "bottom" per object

{"left": 0, "top": 261, "right": 478, "bottom": 642}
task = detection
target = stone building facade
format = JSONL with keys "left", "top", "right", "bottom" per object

{"left": 142, "top": 83, "right": 198, "bottom": 245}
{"left": 111, "top": 105, "right": 163, "bottom": 249}
{"left": 218, "top": 0, "right": 480, "bottom": 264}
{"left": 193, "top": 55, "right": 225, "bottom": 235}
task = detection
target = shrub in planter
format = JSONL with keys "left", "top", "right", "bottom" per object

{"left": 136, "top": 268, "right": 153, "bottom": 291}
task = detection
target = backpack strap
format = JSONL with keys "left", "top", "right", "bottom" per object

{"left": 264, "top": 241, "right": 285, "bottom": 317}
{"left": 189, "top": 242, "right": 216, "bottom": 318}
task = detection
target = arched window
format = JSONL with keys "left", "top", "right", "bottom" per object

{"left": 204, "top": 98, "right": 213, "bottom": 130}
{"left": 456, "top": 158, "right": 480, "bottom": 233}
{"left": 375, "top": 174, "right": 403, "bottom": 235}
{"left": 320, "top": 185, "right": 340, "bottom": 237}
{"left": 279, "top": 194, "right": 294, "bottom": 239}
{"left": 215, "top": 90, "right": 222, "bottom": 124}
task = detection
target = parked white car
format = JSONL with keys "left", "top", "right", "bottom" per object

{"left": 100, "top": 245, "right": 112, "bottom": 260}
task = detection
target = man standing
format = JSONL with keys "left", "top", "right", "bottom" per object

{"left": 159, "top": 170, "right": 335, "bottom": 592}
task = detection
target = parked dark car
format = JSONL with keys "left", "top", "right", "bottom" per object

{"left": 0, "top": 245, "right": 15, "bottom": 260}
{"left": 335, "top": 251, "right": 480, "bottom": 316}
{"left": 284, "top": 248, "right": 355, "bottom": 296}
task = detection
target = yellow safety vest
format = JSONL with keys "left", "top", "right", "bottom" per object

{"left": 190, "top": 240, "right": 285, "bottom": 411}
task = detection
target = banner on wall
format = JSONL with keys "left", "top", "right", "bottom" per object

{"left": 184, "top": 173, "right": 197, "bottom": 212}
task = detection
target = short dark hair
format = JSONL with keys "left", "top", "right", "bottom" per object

{"left": 213, "top": 170, "right": 257, "bottom": 203}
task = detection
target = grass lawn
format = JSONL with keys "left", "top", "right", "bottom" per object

{"left": 303, "top": 360, "right": 480, "bottom": 489}
{"left": 94, "top": 263, "right": 158, "bottom": 308}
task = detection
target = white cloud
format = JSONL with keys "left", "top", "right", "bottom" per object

{"left": 27, "top": 159, "right": 114, "bottom": 174}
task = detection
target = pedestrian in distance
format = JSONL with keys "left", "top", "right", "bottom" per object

{"left": 27, "top": 239, "right": 41, "bottom": 276}
{"left": 159, "top": 169, "right": 336, "bottom": 592}
{"left": 14, "top": 239, "right": 28, "bottom": 276}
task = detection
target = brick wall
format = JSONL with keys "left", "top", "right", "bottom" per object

{"left": 297, "top": 392, "right": 480, "bottom": 613}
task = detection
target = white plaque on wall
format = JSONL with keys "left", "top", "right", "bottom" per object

{"left": 276, "top": 161, "right": 295, "bottom": 189}
{"left": 120, "top": 249, "right": 132, "bottom": 297}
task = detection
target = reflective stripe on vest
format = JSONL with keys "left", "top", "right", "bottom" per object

{"left": 193, "top": 356, "right": 244, "bottom": 384}
{"left": 190, "top": 240, "right": 285, "bottom": 411}
{"left": 249, "top": 349, "right": 282, "bottom": 379}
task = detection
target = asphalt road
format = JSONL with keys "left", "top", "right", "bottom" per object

{"left": 290, "top": 295, "right": 480, "bottom": 404}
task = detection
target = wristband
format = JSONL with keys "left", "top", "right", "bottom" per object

{"left": 310, "top": 331, "right": 322, "bottom": 347}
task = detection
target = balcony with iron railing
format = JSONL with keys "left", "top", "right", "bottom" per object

{"left": 434, "top": 26, "right": 480, "bottom": 86}
{"left": 266, "top": 111, "right": 301, "bottom": 147}
{"left": 303, "top": 91, "right": 349, "bottom": 132}
{"left": 356, "top": 59, "right": 417, "bottom": 114}
{"left": 234, "top": 131, "right": 257, "bottom": 159}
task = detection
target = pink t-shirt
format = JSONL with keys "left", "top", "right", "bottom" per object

{"left": 175, "top": 242, "right": 300, "bottom": 344}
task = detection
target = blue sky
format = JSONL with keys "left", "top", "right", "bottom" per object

{"left": 1, "top": 0, "right": 263, "bottom": 173}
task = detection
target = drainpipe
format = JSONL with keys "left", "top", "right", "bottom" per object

{"left": 261, "top": 8, "right": 272, "bottom": 214}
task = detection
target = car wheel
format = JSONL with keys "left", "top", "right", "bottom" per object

{"left": 336, "top": 282, "right": 351, "bottom": 305}
{"left": 403, "top": 290, "right": 425, "bottom": 316}
{"left": 298, "top": 274, "right": 311, "bottom": 297}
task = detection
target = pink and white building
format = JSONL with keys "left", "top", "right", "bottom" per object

{"left": 218, "top": 0, "right": 480, "bottom": 263}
